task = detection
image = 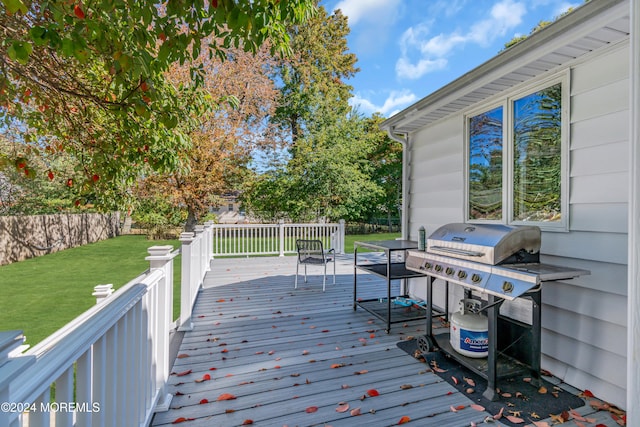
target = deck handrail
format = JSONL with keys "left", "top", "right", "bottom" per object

{"left": 0, "top": 220, "right": 337, "bottom": 426}
{"left": 212, "top": 220, "right": 345, "bottom": 257}
{"left": 0, "top": 237, "right": 206, "bottom": 427}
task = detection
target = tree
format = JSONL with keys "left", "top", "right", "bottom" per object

{"left": 139, "top": 41, "right": 285, "bottom": 230}
{"left": 363, "top": 114, "right": 403, "bottom": 226}
{"left": 274, "top": 3, "right": 358, "bottom": 145}
{"left": 243, "top": 112, "right": 383, "bottom": 222}
{"left": 0, "top": 0, "right": 316, "bottom": 210}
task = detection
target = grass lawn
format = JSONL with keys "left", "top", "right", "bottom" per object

{"left": 0, "top": 235, "right": 181, "bottom": 347}
{"left": 0, "top": 231, "right": 401, "bottom": 347}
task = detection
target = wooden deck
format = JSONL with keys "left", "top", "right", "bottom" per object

{"left": 151, "top": 255, "right": 619, "bottom": 427}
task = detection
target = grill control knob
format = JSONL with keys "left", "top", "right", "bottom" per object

{"left": 502, "top": 281, "right": 514, "bottom": 293}
{"left": 445, "top": 267, "right": 455, "bottom": 276}
{"left": 425, "top": 262, "right": 433, "bottom": 270}
{"left": 457, "top": 270, "right": 467, "bottom": 279}
{"left": 434, "top": 265, "right": 443, "bottom": 272}
{"left": 471, "top": 273, "right": 482, "bottom": 283}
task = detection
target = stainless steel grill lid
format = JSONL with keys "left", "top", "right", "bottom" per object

{"left": 427, "top": 223, "right": 541, "bottom": 265}
{"left": 406, "top": 223, "right": 588, "bottom": 300}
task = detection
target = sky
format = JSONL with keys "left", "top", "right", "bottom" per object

{"left": 320, "top": 0, "right": 581, "bottom": 118}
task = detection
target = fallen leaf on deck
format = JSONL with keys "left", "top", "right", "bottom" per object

{"left": 523, "top": 377, "right": 532, "bottom": 383}
{"left": 216, "top": 299, "right": 225, "bottom": 302}
{"left": 570, "top": 409, "right": 587, "bottom": 421}
{"left": 466, "top": 388, "right": 474, "bottom": 394}
{"left": 354, "top": 370, "right": 368, "bottom": 375}
{"left": 366, "top": 389, "right": 380, "bottom": 397}
{"left": 350, "top": 407, "right": 361, "bottom": 416}
{"left": 305, "top": 406, "right": 318, "bottom": 413}
{"left": 172, "top": 417, "right": 195, "bottom": 424}
{"left": 549, "top": 413, "right": 566, "bottom": 423}
{"left": 217, "top": 393, "right": 237, "bottom": 401}
{"left": 331, "top": 363, "right": 344, "bottom": 369}
{"left": 576, "top": 422, "right": 587, "bottom": 427}
{"left": 493, "top": 407, "right": 504, "bottom": 420}
{"left": 470, "top": 404, "right": 485, "bottom": 411}
{"left": 302, "top": 350, "right": 309, "bottom": 355}
{"left": 268, "top": 350, "right": 275, "bottom": 355}
{"left": 397, "top": 415, "right": 411, "bottom": 424}
{"left": 322, "top": 329, "right": 330, "bottom": 333}
{"left": 241, "top": 420, "right": 254, "bottom": 425}
{"left": 581, "top": 389, "right": 595, "bottom": 398}
{"left": 400, "top": 384, "right": 413, "bottom": 390}
{"left": 174, "top": 369, "right": 192, "bottom": 377}
{"left": 501, "top": 392, "right": 512, "bottom": 398}
{"left": 464, "top": 377, "right": 476, "bottom": 387}
{"left": 450, "top": 405, "right": 458, "bottom": 412}
{"left": 451, "top": 376, "right": 459, "bottom": 385}
{"left": 177, "top": 354, "right": 190, "bottom": 359}
{"left": 341, "top": 384, "right": 350, "bottom": 389}
{"left": 505, "top": 415, "right": 524, "bottom": 423}
{"left": 195, "top": 374, "right": 211, "bottom": 383}
{"left": 199, "top": 399, "right": 208, "bottom": 404}
{"left": 336, "top": 403, "right": 350, "bottom": 412}
{"left": 538, "top": 386, "right": 547, "bottom": 394}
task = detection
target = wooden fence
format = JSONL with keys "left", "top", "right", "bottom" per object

{"left": 0, "top": 213, "right": 120, "bottom": 265}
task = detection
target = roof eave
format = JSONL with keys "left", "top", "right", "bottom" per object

{"left": 380, "top": 0, "right": 628, "bottom": 134}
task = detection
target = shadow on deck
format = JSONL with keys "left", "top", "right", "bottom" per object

{"left": 151, "top": 256, "right": 615, "bottom": 427}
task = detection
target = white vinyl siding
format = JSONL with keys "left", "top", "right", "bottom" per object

{"left": 405, "top": 42, "right": 629, "bottom": 407}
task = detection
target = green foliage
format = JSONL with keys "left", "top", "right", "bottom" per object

{"left": 0, "top": 0, "right": 316, "bottom": 211}
{"left": 244, "top": 113, "right": 389, "bottom": 222}
{"left": 243, "top": 6, "right": 401, "bottom": 224}
{"left": 132, "top": 196, "right": 187, "bottom": 239}
{"left": 274, "top": 5, "right": 357, "bottom": 143}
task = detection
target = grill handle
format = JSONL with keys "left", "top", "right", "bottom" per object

{"left": 429, "top": 246, "right": 485, "bottom": 257}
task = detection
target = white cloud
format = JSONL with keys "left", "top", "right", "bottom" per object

{"left": 350, "top": 90, "right": 418, "bottom": 117}
{"left": 396, "top": 0, "right": 527, "bottom": 80}
{"left": 332, "top": 0, "right": 402, "bottom": 26}
{"left": 331, "top": 0, "right": 403, "bottom": 56}
{"left": 396, "top": 57, "right": 448, "bottom": 80}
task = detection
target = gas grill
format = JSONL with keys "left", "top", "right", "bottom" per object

{"left": 405, "top": 223, "right": 589, "bottom": 400}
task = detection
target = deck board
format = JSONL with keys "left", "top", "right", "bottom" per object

{"left": 151, "top": 255, "right": 615, "bottom": 427}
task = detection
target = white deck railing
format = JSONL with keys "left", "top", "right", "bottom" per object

{"left": 0, "top": 222, "right": 214, "bottom": 427}
{"left": 212, "top": 220, "right": 345, "bottom": 257}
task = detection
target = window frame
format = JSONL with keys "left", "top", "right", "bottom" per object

{"left": 464, "top": 71, "right": 570, "bottom": 232}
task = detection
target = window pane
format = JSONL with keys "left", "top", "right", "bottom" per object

{"left": 469, "top": 106, "right": 503, "bottom": 220}
{"left": 513, "top": 84, "right": 562, "bottom": 222}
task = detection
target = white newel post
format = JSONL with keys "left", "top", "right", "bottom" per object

{"left": 146, "top": 245, "right": 174, "bottom": 412}
{"left": 92, "top": 284, "right": 114, "bottom": 304}
{"left": 194, "top": 225, "right": 206, "bottom": 281}
{"left": 338, "top": 219, "right": 346, "bottom": 254}
{"left": 279, "top": 220, "right": 285, "bottom": 257}
{"left": 204, "top": 221, "right": 214, "bottom": 270}
{"left": 179, "top": 232, "right": 195, "bottom": 332}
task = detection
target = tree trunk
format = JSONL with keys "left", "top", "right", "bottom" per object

{"left": 185, "top": 209, "right": 198, "bottom": 232}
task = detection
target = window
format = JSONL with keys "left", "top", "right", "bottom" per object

{"left": 466, "top": 77, "right": 567, "bottom": 230}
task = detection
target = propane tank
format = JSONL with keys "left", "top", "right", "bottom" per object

{"left": 449, "top": 299, "right": 488, "bottom": 358}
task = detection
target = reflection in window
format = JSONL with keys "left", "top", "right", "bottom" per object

{"left": 468, "top": 106, "right": 503, "bottom": 220}
{"left": 512, "top": 84, "right": 561, "bottom": 222}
